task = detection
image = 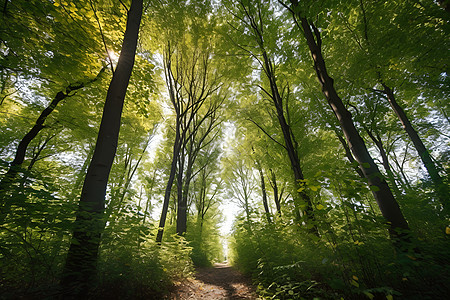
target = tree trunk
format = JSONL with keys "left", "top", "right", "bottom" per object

{"left": 177, "top": 137, "right": 198, "bottom": 235}
{"left": 61, "top": 0, "right": 143, "bottom": 296}
{"left": 256, "top": 162, "right": 272, "bottom": 223}
{"left": 176, "top": 144, "right": 188, "bottom": 236}
{"left": 237, "top": 1, "right": 316, "bottom": 233}
{"left": 156, "top": 123, "right": 181, "bottom": 244}
{"left": 381, "top": 84, "right": 448, "bottom": 211}
{"left": 333, "top": 128, "right": 365, "bottom": 179}
{"left": 261, "top": 50, "right": 317, "bottom": 232}
{"left": 269, "top": 169, "right": 282, "bottom": 217}
{"left": 290, "top": 5, "right": 409, "bottom": 245}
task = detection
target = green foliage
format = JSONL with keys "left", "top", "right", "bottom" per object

{"left": 95, "top": 244, "right": 169, "bottom": 299}
{"left": 160, "top": 234, "right": 195, "bottom": 280}
{"left": 0, "top": 170, "right": 76, "bottom": 298}
{"left": 230, "top": 209, "right": 450, "bottom": 299}
{"left": 230, "top": 219, "right": 342, "bottom": 299}
{"left": 96, "top": 229, "right": 193, "bottom": 299}
{"left": 186, "top": 217, "right": 224, "bottom": 267}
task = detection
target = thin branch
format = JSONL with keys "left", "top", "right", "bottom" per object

{"left": 256, "top": 84, "right": 273, "bottom": 99}
{"left": 0, "top": 89, "right": 17, "bottom": 105}
{"left": 311, "top": 22, "right": 322, "bottom": 48}
{"left": 89, "top": 0, "right": 115, "bottom": 75}
{"left": 118, "top": 0, "right": 129, "bottom": 12}
{"left": 247, "top": 118, "right": 287, "bottom": 150}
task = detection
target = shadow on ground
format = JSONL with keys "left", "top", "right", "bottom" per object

{"left": 194, "top": 263, "right": 256, "bottom": 299}
{"left": 168, "top": 262, "right": 257, "bottom": 299}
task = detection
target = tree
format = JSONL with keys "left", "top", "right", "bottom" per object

{"left": 287, "top": 0, "right": 410, "bottom": 246}
{"left": 177, "top": 97, "right": 223, "bottom": 235}
{"left": 224, "top": 154, "right": 256, "bottom": 228}
{"left": 227, "top": 0, "right": 318, "bottom": 233}
{"left": 0, "top": 1, "right": 449, "bottom": 298}
{"left": 155, "top": 42, "right": 220, "bottom": 242}
{"left": 350, "top": 0, "right": 448, "bottom": 211}
{"left": 155, "top": 10, "right": 224, "bottom": 240}
{"left": 61, "top": 0, "right": 143, "bottom": 295}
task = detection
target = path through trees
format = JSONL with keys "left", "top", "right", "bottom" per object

{"left": 169, "top": 263, "right": 257, "bottom": 300}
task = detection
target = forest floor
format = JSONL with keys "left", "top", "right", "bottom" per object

{"left": 167, "top": 262, "right": 259, "bottom": 299}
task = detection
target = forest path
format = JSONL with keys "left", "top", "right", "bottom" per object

{"left": 168, "top": 262, "right": 259, "bottom": 299}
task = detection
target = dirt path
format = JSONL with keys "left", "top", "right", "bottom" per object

{"left": 168, "top": 263, "right": 259, "bottom": 299}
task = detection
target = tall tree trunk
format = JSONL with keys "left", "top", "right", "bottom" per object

{"left": 156, "top": 122, "right": 181, "bottom": 244}
{"left": 0, "top": 68, "right": 105, "bottom": 224}
{"left": 333, "top": 128, "right": 365, "bottom": 179}
{"left": 156, "top": 43, "right": 186, "bottom": 244}
{"left": 256, "top": 162, "right": 272, "bottom": 223}
{"left": 269, "top": 169, "right": 282, "bottom": 217}
{"left": 243, "top": 190, "right": 252, "bottom": 232}
{"left": 357, "top": 0, "right": 447, "bottom": 209}
{"left": 381, "top": 84, "right": 448, "bottom": 211}
{"left": 177, "top": 142, "right": 195, "bottom": 236}
{"left": 290, "top": 3, "right": 409, "bottom": 245}
{"left": 61, "top": 0, "right": 143, "bottom": 295}
{"left": 176, "top": 111, "right": 221, "bottom": 236}
{"left": 264, "top": 51, "right": 317, "bottom": 233}
{"left": 176, "top": 145, "right": 187, "bottom": 235}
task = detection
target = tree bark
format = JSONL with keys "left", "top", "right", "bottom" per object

{"left": 333, "top": 128, "right": 365, "bottom": 179}
{"left": 238, "top": 0, "right": 316, "bottom": 232}
{"left": 176, "top": 144, "right": 187, "bottom": 235}
{"left": 156, "top": 44, "right": 186, "bottom": 244}
{"left": 269, "top": 169, "right": 282, "bottom": 217}
{"left": 289, "top": 3, "right": 409, "bottom": 244}
{"left": 262, "top": 50, "right": 317, "bottom": 233}
{"left": 156, "top": 121, "right": 181, "bottom": 244}
{"left": 256, "top": 162, "right": 272, "bottom": 223}
{"left": 160, "top": 46, "right": 221, "bottom": 238}
{"left": 61, "top": 0, "right": 143, "bottom": 296}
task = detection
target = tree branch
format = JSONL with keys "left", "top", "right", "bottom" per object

{"left": 247, "top": 118, "right": 287, "bottom": 150}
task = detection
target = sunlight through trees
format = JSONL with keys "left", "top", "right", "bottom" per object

{"left": 0, "top": 0, "right": 448, "bottom": 299}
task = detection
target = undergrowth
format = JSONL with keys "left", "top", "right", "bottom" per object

{"left": 229, "top": 203, "right": 450, "bottom": 300}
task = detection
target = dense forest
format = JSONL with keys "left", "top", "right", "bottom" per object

{"left": 0, "top": 0, "right": 449, "bottom": 299}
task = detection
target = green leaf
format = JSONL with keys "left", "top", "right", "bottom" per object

{"left": 310, "top": 185, "right": 320, "bottom": 191}
{"left": 351, "top": 279, "right": 359, "bottom": 287}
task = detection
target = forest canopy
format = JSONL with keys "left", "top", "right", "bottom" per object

{"left": 0, "top": 0, "right": 449, "bottom": 299}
